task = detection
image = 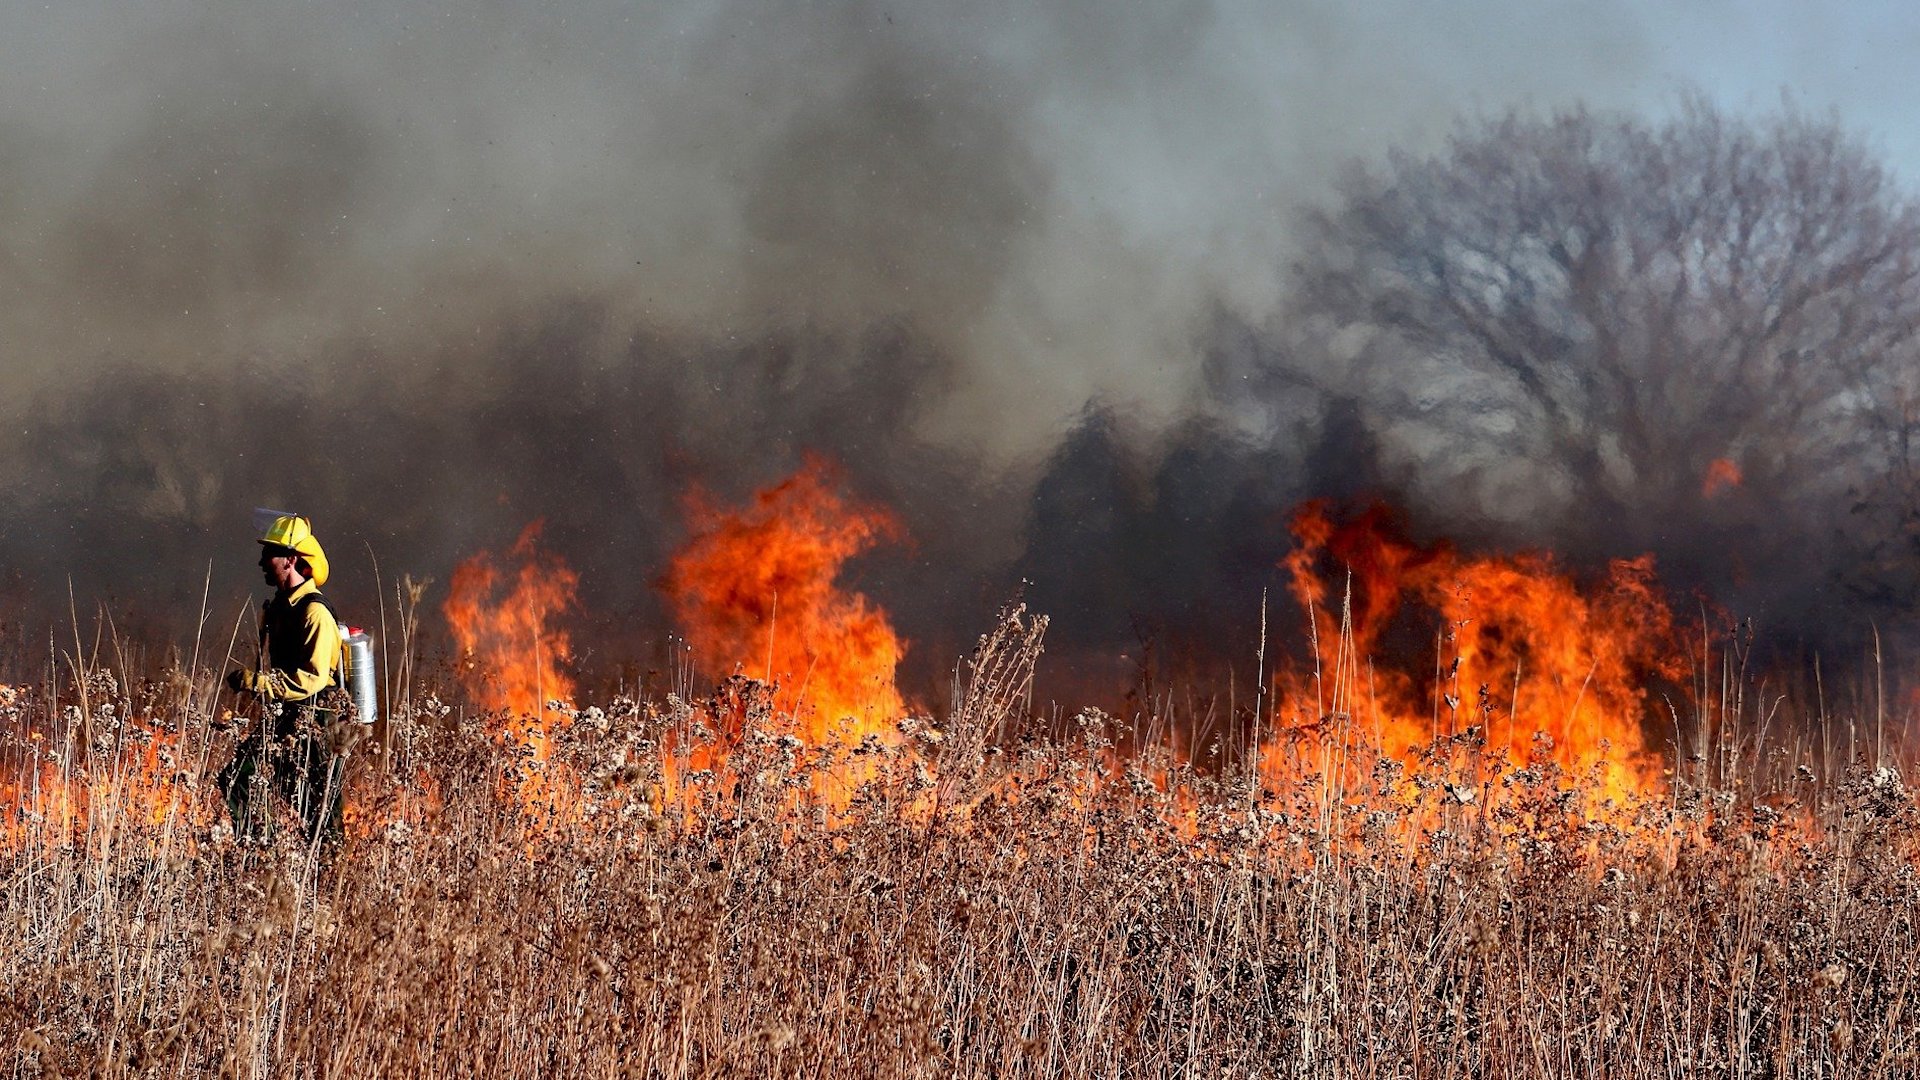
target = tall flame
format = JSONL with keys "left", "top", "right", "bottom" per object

{"left": 1280, "top": 502, "right": 1684, "bottom": 802}
{"left": 443, "top": 522, "right": 579, "bottom": 810}
{"left": 664, "top": 458, "right": 907, "bottom": 746}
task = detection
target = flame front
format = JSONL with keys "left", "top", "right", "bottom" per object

{"left": 1279, "top": 501, "right": 1684, "bottom": 803}
{"left": 0, "top": 493, "right": 1698, "bottom": 850}
{"left": 664, "top": 458, "right": 908, "bottom": 746}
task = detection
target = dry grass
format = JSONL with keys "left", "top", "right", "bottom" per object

{"left": 2, "top": 612, "right": 1918, "bottom": 1078}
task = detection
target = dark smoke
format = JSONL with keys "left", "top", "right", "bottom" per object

{"left": 4, "top": 1, "right": 1919, "bottom": 710}
{"left": 1, "top": 311, "right": 1000, "bottom": 675}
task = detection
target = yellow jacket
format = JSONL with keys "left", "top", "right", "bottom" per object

{"left": 236, "top": 579, "right": 342, "bottom": 702}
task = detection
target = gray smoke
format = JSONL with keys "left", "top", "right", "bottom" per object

{"left": 0, "top": 0, "right": 1679, "bottom": 442}
{"left": 1, "top": 1, "right": 1912, "bottom": 694}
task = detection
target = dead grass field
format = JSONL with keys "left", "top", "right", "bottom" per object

{"left": 3, "top": 621, "right": 1918, "bottom": 1079}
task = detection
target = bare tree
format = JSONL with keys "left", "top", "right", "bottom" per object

{"left": 1283, "top": 98, "right": 1920, "bottom": 574}
{"left": 1848, "top": 379, "right": 1920, "bottom": 610}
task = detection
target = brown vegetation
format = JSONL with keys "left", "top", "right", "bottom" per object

{"left": 3, "top": 605, "right": 1917, "bottom": 1079}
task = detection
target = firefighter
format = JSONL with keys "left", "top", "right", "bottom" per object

{"left": 220, "top": 514, "right": 348, "bottom": 844}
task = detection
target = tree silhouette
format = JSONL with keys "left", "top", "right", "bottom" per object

{"left": 1278, "top": 98, "right": 1920, "bottom": 630}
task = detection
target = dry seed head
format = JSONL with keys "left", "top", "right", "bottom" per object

{"left": 754, "top": 1025, "right": 796, "bottom": 1051}
{"left": 326, "top": 721, "right": 363, "bottom": 754}
{"left": 22, "top": 1031, "right": 58, "bottom": 1080}
{"left": 1762, "top": 940, "right": 1785, "bottom": 969}
{"left": 1831, "top": 1019, "right": 1855, "bottom": 1052}
{"left": 1815, "top": 961, "right": 1849, "bottom": 989}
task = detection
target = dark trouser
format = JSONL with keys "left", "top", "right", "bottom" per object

{"left": 219, "top": 701, "right": 345, "bottom": 845}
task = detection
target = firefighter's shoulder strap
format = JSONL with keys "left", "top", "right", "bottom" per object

{"left": 292, "top": 590, "right": 344, "bottom": 688}
{"left": 293, "top": 590, "right": 338, "bottom": 623}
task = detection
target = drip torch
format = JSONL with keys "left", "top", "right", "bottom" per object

{"left": 341, "top": 626, "right": 378, "bottom": 726}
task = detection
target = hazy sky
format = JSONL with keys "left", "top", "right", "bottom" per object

{"left": 1, "top": 1, "right": 1915, "bottom": 460}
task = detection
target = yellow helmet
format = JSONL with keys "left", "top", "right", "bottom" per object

{"left": 258, "top": 514, "right": 330, "bottom": 586}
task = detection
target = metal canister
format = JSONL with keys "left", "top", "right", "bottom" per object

{"left": 341, "top": 627, "right": 379, "bottom": 726}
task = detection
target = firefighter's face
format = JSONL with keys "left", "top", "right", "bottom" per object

{"left": 259, "top": 546, "right": 302, "bottom": 589}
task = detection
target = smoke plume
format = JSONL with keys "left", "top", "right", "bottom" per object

{"left": 2, "top": 0, "right": 1914, "bottom": 698}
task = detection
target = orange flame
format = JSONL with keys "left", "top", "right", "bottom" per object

{"left": 444, "top": 522, "right": 579, "bottom": 813}
{"left": 664, "top": 458, "right": 908, "bottom": 746}
{"left": 1702, "top": 457, "right": 1742, "bottom": 498}
{"left": 1279, "top": 502, "right": 1684, "bottom": 803}
{"left": 2, "top": 697, "right": 213, "bottom": 851}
